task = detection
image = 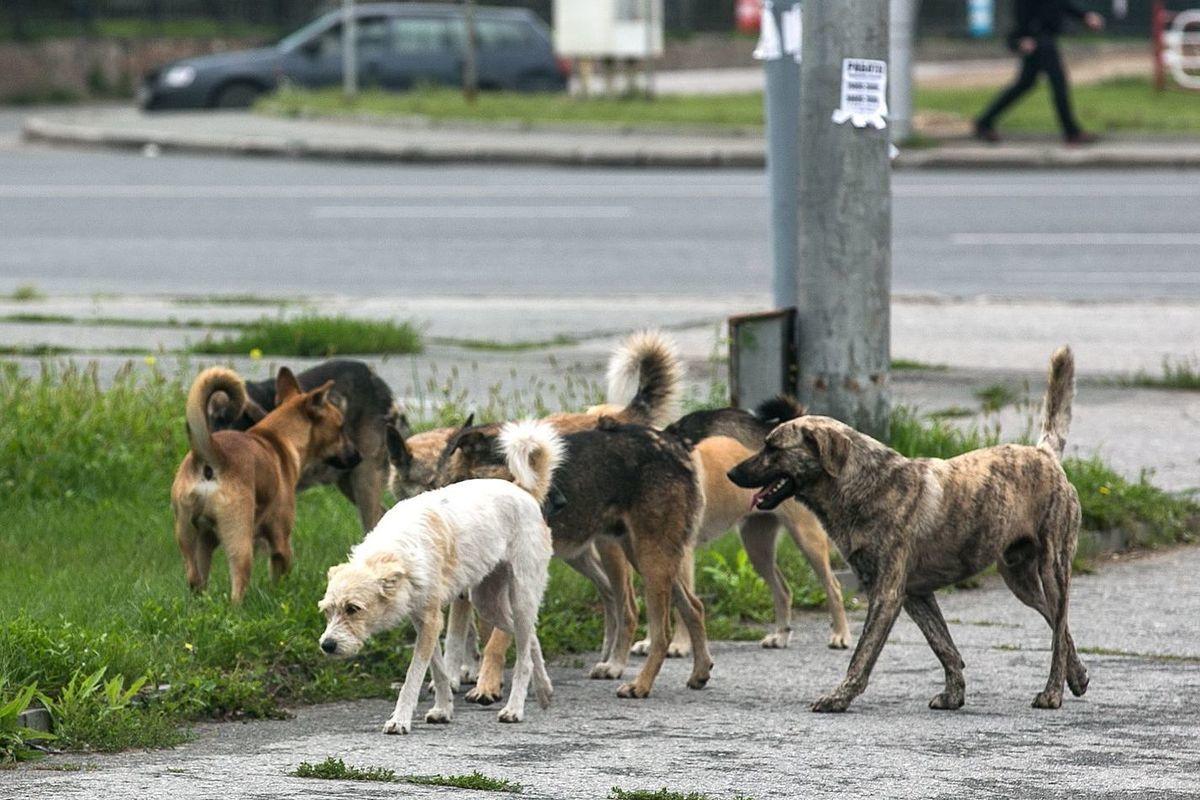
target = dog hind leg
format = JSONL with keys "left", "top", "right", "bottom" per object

{"left": 618, "top": 554, "right": 673, "bottom": 699}
{"left": 591, "top": 541, "right": 635, "bottom": 680}
{"left": 468, "top": 572, "right": 513, "bottom": 705}
{"left": 779, "top": 507, "right": 851, "bottom": 649}
{"left": 1032, "top": 521, "right": 1082, "bottom": 710}
{"left": 903, "top": 593, "right": 966, "bottom": 710}
{"left": 671, "top": 570, "right": 712, "bottom": 690}
{"left": 497, "top": 579, "right": 536, "bottom": 723}
{"left": 442, "top": 595, "right": 474, "bottom": 692}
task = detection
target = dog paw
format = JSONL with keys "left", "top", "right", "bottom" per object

{"left": 465, "top": 686, "right": 503, "bottom": 706}
{"left": 686, "top": 673, "right": 710, "bottom": 690}
{"left": 497, "top": 708, "right": 523, "bottom": 723}
{"left": 928, "top": 691, "right": 965, "bottom": 710}
{"left": 1068, "top": 668, "right": 1089, "bottom": 697}
{"left": 590, "top": 661, "right": 624, "bottom": 680}
{"left": 827, "top": 632, "right": 851, "bottom": 650}
{"left": 666, "top": 642, "right": 691, "bottom": 659}
{"left": 535, "top": 684, "right": 554, "bottom": 710}
{"left": 616, "top": 682, "right": 651, "bottom": 699}
{"left": 760, "top": 633, "right": 790, "bottom": 650}
{"left": 811, "top": 693, "right": 851, "bottom": 713}
{"left": 459, "top": 666, "right": 479, "bottom": 686}
{"left": 629, "top": 639, "right": 651, "bottom": 656}
{"left": 1032, "top": 690, "right": 1062, "bottom": 709}
{"left": 424, "top": 707, "right": 453, "bottom": 724}
{"left": 383, "top": 716, "right": 411, "bottom": 735}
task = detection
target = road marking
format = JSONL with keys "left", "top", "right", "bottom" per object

{"left": 0, "top": 184, "right": 761, "bottom": 200}
{"left": 952, "top": 233, "right": 1200, "bottom": 246}
{"left": 899, "top": 183, "right": 1200, "bottom": 198}
{"left": 310, "top": 205, "right": 633, "bottom": 220}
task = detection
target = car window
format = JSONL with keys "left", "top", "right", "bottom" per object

{"left": 390, "top": 17, "right": 452, "bottom": 53}
{"left": 474, "top": 19, "right": 533, "bottom": 51}
{"left": 310, "top": 17, "right": 392, "bottom": 58}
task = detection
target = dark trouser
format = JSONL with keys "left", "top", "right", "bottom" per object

{"left": 977, "top": 35, "right": 1081, "bottom": 137}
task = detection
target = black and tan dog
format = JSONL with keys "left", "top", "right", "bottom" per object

{"left": 442, "top": 417, "right": 710, "bottom": 699}
{"left": 172, "top": 367, "right": 360, "bottom": 603}
{"left": 629, "top": 397, "right": 850, "bottom": 657}
{"left": 729, "top": 347, "right": 1087, "bottom": 712}
{"left": 209, "top": 359, "right": 395, "bottom": 531}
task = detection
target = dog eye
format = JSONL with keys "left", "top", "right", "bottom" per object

{"left": 344, "top": 604, "right": 360, "bottom": 616}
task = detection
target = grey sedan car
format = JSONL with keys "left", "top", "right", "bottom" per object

{"left": 140, "top": 3, "right": 568, "bottom": 110}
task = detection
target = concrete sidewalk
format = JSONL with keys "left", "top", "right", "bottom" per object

{"left": 9, "top": 545, "right": 1200, "bottom": 799}
{"left": 23, "top": 107, "right": 1200, "bottom": 169}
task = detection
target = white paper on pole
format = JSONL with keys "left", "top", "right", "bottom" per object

{"left": 753, "top": 1, "right": 783, "bottom": 61}
{"left": 781, "top": 6, "right": 802, "bottom": 62}
{"left": 831, "top": 58, "right": 888, "bottom": 129}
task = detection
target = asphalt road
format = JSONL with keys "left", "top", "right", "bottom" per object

{"left": 9, "top": 545, "right": 1200, "bottom": 799}
{"left": 2, "top": 146, "right": 1198, "bottom": 301}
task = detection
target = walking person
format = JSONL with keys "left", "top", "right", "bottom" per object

{"left": 975, "top": 0, "right": 1105, "bottom": 145}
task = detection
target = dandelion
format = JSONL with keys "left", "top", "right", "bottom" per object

{"left": 183, "top": 642, "right": 195, "bottom": 652}
{"left": 1098, "top": 486, "right": 1111, "bottom": 496}
{"left": 249, "top": 347, "right": 263, "bottom": 360}
{"left": 144, "top": 355, "right": 157, "bottom": 367}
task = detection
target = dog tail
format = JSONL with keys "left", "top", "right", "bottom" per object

{"left": 185, "top": 367, "right": 246, "bottom": 468}
{"left": 754, "top": 395, "right": 806, "bottom": 424}
{"left": 500, "top": 419, "right": 565, "bottom": 504}
{"left": 605, "top": 329, "right": 682, "bottom": 427}
{"left": 1037, "top": 346, "right": 1075, "bottom": 460}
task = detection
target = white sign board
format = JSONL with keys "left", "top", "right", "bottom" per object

{"left": 831, "top": 58, "right": 888, "bottom": 129}
{"left": 753, "top": 2, "right": 802, "bottom": 62}
{"left": 554, "top": 0, "right": 664, "bottom": 59}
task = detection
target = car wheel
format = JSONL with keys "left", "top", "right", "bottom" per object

{"left": 212, "top": 82, "right": 263, "bottom": 109}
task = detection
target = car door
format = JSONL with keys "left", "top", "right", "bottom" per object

{"left": 472, "top": 17, "right": 540, "bottom": 90}
{"left": 281, "top": 15, "right": 395, "bottom": 90}
{"left": 376, "top": 16, "right": 459, "bottom": 90}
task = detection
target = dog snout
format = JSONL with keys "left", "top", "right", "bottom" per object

{"left": 327, "top": 441, "right": 362, "bottom": 471}
{"left": 727, "top": 462, "right": 753, "bottom": 488}
{"left": 320, "top": 638, "right": 338, "bottom": 655}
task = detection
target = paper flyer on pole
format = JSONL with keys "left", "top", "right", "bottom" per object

{"left": 831, "top": 58, "right": 888, "bottom": 129}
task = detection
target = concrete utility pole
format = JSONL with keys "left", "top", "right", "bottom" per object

{"left": 763, "top": 0, "right": 802, "bottom": 310}
{"left": 889, "top": 0, "right": 916, "bottom": 142}
{"left": 796, "top": 0, "right": 892, "bottom": 439}
{"left": 463, "top": 0, "right": 479, "bottom": 104}
{"left": 342, "top": 0, "right": 357, "bottom": 99}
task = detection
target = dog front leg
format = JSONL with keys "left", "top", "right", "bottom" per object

{"left": 812, "top": 554, "right": 906, "bottom": 713}
{"left": 466, "top": 629, "right": 510, "bottom": 705}
{"left": 384, "top": 605, "right": 442, "bottom": 735}
{"left": 903, "top": 593, "right": 966, "bottom": 710}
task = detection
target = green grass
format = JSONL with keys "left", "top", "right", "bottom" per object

{"left": 917, "top": 76, "right": 1200, "bottom": 136}
{"left": 191, "top": 315, "right": 423, "bottom": 358}
{"left": 259, "top": 77, "right": 1197, "bottom": 138}
{"left": 1123, "top": 356, "right": 1200, "bottom": 391}
{"left": 0, "top": 313, "right": 242, "bottom": 330}
{"left": 260, "top": 85, "right": 765, "bottom": 129}
{"left": 405, "top": 771, "right": 523, "bottom": 793}
{"left": 6, "top": 284, "right": 44, "bottom": 301}
{"left": 974, "top": 382, "right": 1022, "bottom": 413}
{"left": 291, "top": 757, "right": 396, "bottom": 782}
{"left": 171, "top": 294, "right": 296, "bottom": 307}
{"left": 892, "top": 358, "right": 948, "bottom": 371}
{"left": 0, "top": 18, "right": 276, "bottom": 43}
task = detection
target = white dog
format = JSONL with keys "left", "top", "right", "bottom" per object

{"left": 319, "top": 419, "right": 563, "bottom": 733}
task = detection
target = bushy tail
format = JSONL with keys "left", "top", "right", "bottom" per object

{"left": 1037, "top": 346, "right": 1075, "bottom": 460}
{"left": 185, "top": 367, "right": 246, "bottom": 468}
{"left": 755, "top": 395, "right": 806, "bottom": 424}
{"left": 499, "top": 419, "right": 565, "bottom": 504}
{"left": 605, "top": 329, "right": 682, "bottom": 427}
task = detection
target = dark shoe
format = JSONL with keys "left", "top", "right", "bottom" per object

{"left": 973, "top": 123, "right": 1001, "bottom": 143}
{"left": 1064, "top": 131, "right": 1099, "bottom": 146}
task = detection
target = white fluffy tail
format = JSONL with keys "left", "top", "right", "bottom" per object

{"left": 604, "top": 329, "right": 682, "bottom": 427}
{"left": 1037, "top": 345, "right": 1075, "bottom": 460}
{"left": 499, "top": 419, "right": 565, "bottom": 504}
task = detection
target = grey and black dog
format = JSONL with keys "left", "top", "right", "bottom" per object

{"left": 729, "top": 346, "right": 1087, "bottom": 712}
{"left": 208, "top": 359, "right": 395, "bottom": 531}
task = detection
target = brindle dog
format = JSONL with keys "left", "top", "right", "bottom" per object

{"left": 729, "top": 346, "right": 1087, "bottom": 712}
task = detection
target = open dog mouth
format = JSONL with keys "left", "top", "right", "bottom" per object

{"left": 750, "top": 475, "right": 795, "bottom": 511}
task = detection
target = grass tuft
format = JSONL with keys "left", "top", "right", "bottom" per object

{"left": 7, "top": 284, "right": 44, "bottom": 302}
{"left": 973, "top": 383, "right": 1021, "bottom": 413}
{"left": 1123, "top": 356, "right": 1200, "bottom": 391}
{"left": 405, "top": 770, "right": 523, "bottom": 792}
{"left": 191, "top": 315, "right": 423, "bottom": 357}
{"left": 291, "top": 757, "right": 396, "bottom": 782}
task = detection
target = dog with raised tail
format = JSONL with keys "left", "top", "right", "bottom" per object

{"left": 729, "top": 346, "right": 1086, "bottom": 712}
{"left": 319, "top": 419, "right": 563, "bottom": 733}
{"left": 171, "top": 366, "right": 360, "bottom": 604}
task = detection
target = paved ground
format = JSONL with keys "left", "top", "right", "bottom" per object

{"left": 9, "top": 545, "right": 1200, "bottom": 799}
{"left": 3, "top": 149, "right": 1200, "bottom": 301}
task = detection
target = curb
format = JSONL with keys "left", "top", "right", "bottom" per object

{"left": 18, "top": 706, "right": 52, "bottom": 733}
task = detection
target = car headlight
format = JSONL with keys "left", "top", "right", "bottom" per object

{"left": 163, "top": 65, "right": 196, "bottom": 88}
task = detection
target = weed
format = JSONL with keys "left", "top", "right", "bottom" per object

{"left": 192, "top": 315, "right": 422, "bottom": 357}
{"left": 38, "top": 668, "right": 186, "bottom": 752}
{"left": 1123, "top": 356, "right": 1200, "bottom": 391}
{"left": 927, "top": 405, "right": 975, "bottom": 419}
{"left": 291, "top": 757, "right": 396, "bottom": 782}
{"left": 7, "top": 284, "right": 44, "bottom": 301}
{"left": 405, "top": 770, "right": 523, "bottom": 792}
{"left": 974, "top": 383, "right": 1021, "bottom": 413}
{"left": 892, "top": 358, "right": 948, "bottom": 371}
{"left": 0, "top": 682, "right": 55, "bottom": 764}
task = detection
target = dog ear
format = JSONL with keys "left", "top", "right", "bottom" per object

{"left": 305, "top": 379, "right": 337, "bottom": 415}
{"left": 275, "top": 367, "right": 302, "bottom": 405}
{"left": 394, "top": 412, "right": 414, "bottom": 440}
{"left": 385, "top": 423, "right": 412, "bottom": 471}
{"left": 366, "top": 552, "right": 406, "bottom": 595}
{"left": 460, "top": 413, "right": 475, "bottom": 430}
{"left": 803, "top": 424, "right": 850, "bottom": 478}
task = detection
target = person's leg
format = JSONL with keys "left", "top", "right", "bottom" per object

{"left": 1039, "top": 37, "right": 1083, "bottom": 138}
{"left": 976, "top": 50, "right": 1041, "bottom": 133}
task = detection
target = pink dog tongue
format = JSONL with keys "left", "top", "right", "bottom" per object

{"left": 750, "top": 488, "right": 767, "bottom": 510}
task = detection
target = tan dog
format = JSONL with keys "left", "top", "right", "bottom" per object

{"left": 631, "top": 435, "right": 851, "bottom": 658}
{"left": 171, "top": 366, "right": 359, "bottom": 603}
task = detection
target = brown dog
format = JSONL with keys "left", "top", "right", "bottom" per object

{"left": 171, "top": 366, "right": 360, "bottom": 603}
{"left": 729, "top": 347, "right": 1086, "bottom": 712}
